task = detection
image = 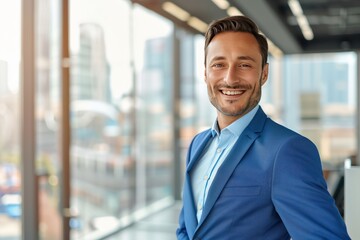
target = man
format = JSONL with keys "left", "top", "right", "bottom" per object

{"left": 176, "top": 15, "right": 350, "bottom": 240}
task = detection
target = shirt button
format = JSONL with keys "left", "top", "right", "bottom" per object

{"left": 197, "top": 203, "right": 202, "bottom": 210}
{"left": 217, "top": 148, "right": 221, "bottom": 153}
{"left": 203, "top": 175, "right": 209, "bottom": 180}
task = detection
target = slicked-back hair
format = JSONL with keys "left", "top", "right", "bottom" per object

{"left": 204, "top": 15, "right": 268, "bottom": 68}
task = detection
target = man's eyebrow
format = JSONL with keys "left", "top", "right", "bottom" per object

{"left": 209, "top": 56, "right": 226, "bottom": 63}
{"left": 209, "top": 55, "right": 256, "bottom": 63}
{"left": 237, "top": 56, "right": 256, "bottom": 62}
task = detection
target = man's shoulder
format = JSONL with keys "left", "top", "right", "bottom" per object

{"left": 263, "top": 117, "right": 315, "bottom": 146}
{"left": 265, "top": 117, "right": 298, "bottom": 135}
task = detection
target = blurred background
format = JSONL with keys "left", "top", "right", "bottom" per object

{"left": 0, "top": 0, "right": 359, "bottom": 239}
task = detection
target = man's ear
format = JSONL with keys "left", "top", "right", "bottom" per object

{"left": 204, "top": 68, "right": 207, "bottom": 83}
{"left": 261, "top": 63, "right": 269, "bottom": 85}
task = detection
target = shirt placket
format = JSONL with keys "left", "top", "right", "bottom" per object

{"left": 196, "top": 132, "right": 231, "bottom": 220}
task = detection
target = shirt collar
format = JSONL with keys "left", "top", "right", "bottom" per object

{"left": 211, "top": 105, "right": 259, "bottom": 137}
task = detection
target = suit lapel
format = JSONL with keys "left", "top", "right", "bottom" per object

{"left": 183, "top": 171, "right": 198, "bottom": 238}
{"left": 196, "top": 107, "right": 267, "bottom": 229}
{"left": 186, "top": 130, "right": 213, "bottom": 173}
{"left": 183, "top": 130, "right": 213, "bottom": 238}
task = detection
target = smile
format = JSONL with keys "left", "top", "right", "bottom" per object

{"left": 221, "top": 90, "right": 244, "bottom": 95}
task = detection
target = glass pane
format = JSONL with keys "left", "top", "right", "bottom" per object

{"left": 260, "top": 55, "right": 283, "bottom": 121}
{"left": 0, "top": 0, "right": 22, "bottom": 239}
{"left": 282, "top": 52, "right": 357, "bottom": 215}
{"left": 70, "top": 0, "right": 133, "bottom": 237}
{"left": 283, "top": 52, "right": 357, "bottom": 164}
{"left": 132, "top": 5, "right": 174, "bottom": 207}
{"left": 36, "top": 0, "right": 63, "bottom": 239}
{"left": 194, "top": 35, "right": 216, "bottom": 130}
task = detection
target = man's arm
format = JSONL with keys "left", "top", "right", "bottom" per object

{"left": 272, "top": 135, "right": 351, "bottom": 239}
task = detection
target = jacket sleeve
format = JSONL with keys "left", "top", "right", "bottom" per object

{"left": 272, "top": 135, "right": 351, "bottom": 239}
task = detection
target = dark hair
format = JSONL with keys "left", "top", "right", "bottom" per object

{"left": 204, "top": 15, "right": 268, "bottom": 67}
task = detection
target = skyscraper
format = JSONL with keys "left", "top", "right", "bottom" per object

{"left": 72, "top": 23, "right": 111, "bottom": 102}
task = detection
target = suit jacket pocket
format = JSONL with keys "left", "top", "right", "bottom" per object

{"left": 221, "top": 186, "right": 261, "bottom": 197}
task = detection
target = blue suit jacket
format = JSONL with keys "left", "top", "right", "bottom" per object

{"left": 177, "top": 107, "right": 350, "bottom": 240}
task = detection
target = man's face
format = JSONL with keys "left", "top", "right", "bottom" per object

{"left": 205, "top": 31, "right": 268, "bottom": 128}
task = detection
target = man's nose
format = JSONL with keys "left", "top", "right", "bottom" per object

{"left": 224, "top": 65, "right": 238, "bottom": 86}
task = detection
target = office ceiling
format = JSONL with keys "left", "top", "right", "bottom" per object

{"left": 134, "top": 0, "right": 360, "bottom": 54}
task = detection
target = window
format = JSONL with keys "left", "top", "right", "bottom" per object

{"left": 70, "top": 1, "right": 175, "bottom": 237}
{"left": 0, "top": 1, "right": 22, "bottom": 239}
{"left": 283, "top": 52, "right": 357, "bottom": 164}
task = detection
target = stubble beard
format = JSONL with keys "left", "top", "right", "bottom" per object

{"left": 208, "top": 78, "right": 262, "bottom": 118}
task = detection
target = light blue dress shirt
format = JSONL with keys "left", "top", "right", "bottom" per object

{"left": 191, "top": 105, "right": 259, "bottom": 222}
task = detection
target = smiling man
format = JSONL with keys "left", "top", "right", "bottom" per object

{"left": 176, "top": 15, "right": 350, "bottom": 240}
{"left": 205, "top": 30, "right": 268, "bottom": 129}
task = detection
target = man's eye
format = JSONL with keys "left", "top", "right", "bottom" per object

{"left": 239, "top": 63, "right": 250, "bottom": 68}
{"left": 213, "top": 64, "right": 223, "bottom": 68}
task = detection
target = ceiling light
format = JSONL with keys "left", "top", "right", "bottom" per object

{"left": 288, "top": 0, "right": 303, "bottom": 16}
{"left": 162, "top": 2, "right": 190, "bottom": 21}
{"left": 296, "top": 15, "right": 314, "bottom": 40}
{"left": 212, "top": 0, "right": 230, "bottom": 10}
{"left": 297, "top": 15, "right": 308, "bottom": 26}
{"left": 227, "top": 6, "right": 243, "bottom": 16}
{"left": 187, "top": 16, "right": 208, "bottom": 33}
{"left": 301, "top": 26, "right": 314, "bottom": 40}
{"left": 287, "top": 0, "right": 314, "bottom": 40}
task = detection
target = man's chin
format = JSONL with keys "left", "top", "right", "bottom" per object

{"left": 218, "top": 108, "right": 246, "bottom": 117}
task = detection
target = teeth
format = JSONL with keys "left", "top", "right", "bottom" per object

{"left": 222, "top": 90, "right": 243, "bottom": 95}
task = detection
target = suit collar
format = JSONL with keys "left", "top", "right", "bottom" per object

{"left": 187, "top": 106, "right": 266, "bottom": 174}
{"left": 246, "top": 106, "right": 267, "bottom": 133}
{"left": 186, "top": 130, "right": 213, "bottom": 173}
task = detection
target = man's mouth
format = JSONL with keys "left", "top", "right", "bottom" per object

{"left": 221, "top": 90, "right": 245, "bottom": 95}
